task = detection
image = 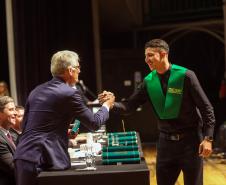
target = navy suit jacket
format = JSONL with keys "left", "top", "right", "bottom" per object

{"left": 14, "top": 77, "right": 109, "bottom": 170}
{"left": 0, "top": 129, "right": 16, "bottom": 185}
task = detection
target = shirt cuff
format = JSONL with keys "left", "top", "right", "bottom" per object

{"left": 102, "top": 103, "right": 110, "bottom": 112}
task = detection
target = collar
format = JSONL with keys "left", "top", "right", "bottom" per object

{"left": 10, "top": 127, "right": 21, "bottom": 135}
{"left": 157, "top": 64, "right": 172, "bottom": 79}
{"left": 0, "top": 127, "right": 10, "bottom": 136}
{"left": 52, "top": 76, "right": 74, "bottom": 88}
{"left": 52, "top": 76, "right": 66, "bottom": 83}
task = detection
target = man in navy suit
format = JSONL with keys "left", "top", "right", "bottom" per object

{"left": 0, "top": 96, "right": 17, "bottom": 185}
{"left": 14, "top": 50, "right": 115, "bottom": 185}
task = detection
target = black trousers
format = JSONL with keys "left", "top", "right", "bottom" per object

{"left": 156, "top": 132, "right": 203, "bottom": 185}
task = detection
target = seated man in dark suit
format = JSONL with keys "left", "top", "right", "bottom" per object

{"left": 0, "top": 96, "right": 17, "bottom": 185}
{"left": 10, "top": 105, "right": 25, "bottom": 144}
{"left": 14, "top": 50, "right": 115, "bottom": 185}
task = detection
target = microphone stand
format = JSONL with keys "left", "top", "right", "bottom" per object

{"left": 78, "top": 80, "right": 97, "bottom": 100}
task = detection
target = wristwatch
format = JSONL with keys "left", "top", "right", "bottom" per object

{"left": 204, "top": 136, "right": 213, "bottom": 142}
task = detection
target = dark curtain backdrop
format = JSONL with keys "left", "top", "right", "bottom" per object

{"left": 168, "top": 32, "right": 225, "bottom": 109}
{"left": 0, "top": 0, "right": 9, "bottom": 86}
{"left": 12, "top": 0, "right": 95, "bottom": 105}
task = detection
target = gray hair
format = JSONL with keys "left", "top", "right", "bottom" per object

{"left": 50, "top": 50, "right": 79, "bottom": 77}
{"left": 0, "top": 96, "right": 14, "bottom": 112}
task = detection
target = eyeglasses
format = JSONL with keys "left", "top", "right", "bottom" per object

{"left": 72, "top": 65, "right": 81, "bottom": 70}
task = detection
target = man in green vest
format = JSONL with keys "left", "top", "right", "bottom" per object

{"left": 99, "top": 39, "right": 215, "bottom": 185}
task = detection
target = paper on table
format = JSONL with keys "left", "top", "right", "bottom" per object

{"left": 68, "top": 148, "right": 85, "bottom": 158}
{"left": 71, "top": 161, "right": 86, "bottom": 166}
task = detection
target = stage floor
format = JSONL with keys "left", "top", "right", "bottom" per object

{"left": 143, "top": 144, "right": 226, "bottom": 185}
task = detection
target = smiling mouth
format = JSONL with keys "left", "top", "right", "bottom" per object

{"left": 10, "top": 116, "right": 16, "bottom": 121}
{"left": 148, "top": 63, "right": 153, "bottom": 66}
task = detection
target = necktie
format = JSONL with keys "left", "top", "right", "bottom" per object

{"left": 7, "top": 133, "right": 16, "bottom": 149}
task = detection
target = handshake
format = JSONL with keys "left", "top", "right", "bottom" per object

{"left": 98, "top": 91, "right": 115, "bottom": 109}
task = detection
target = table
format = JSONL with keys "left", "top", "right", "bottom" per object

{"left": 38, "top": 132, "right": 150, "bottom": 185}
{"left": 38, "top": 160, "right": 149, "bottom": 185}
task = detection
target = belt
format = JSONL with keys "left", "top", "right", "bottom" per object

{"left": 160, "top": 132, "right": 187, "bottom": 141}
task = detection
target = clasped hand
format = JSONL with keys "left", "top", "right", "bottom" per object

{"left": 98, "top": 91, "right": 115, "bottom": 109}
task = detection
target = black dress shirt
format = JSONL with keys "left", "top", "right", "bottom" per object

{"left": 114, "top": 68, "right": 215, "bottom": 137}
{"left": 157, "top": 69, "right": 171, "bottom": 95}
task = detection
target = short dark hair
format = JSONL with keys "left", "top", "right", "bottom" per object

{"left": 16, "top": 105, "right": 24, "bottom": 111}
{"left": 145, "top": 39, "right": 169, "bottom": 53}
{"left": 0, "top": 96, "right": 14, "bottom": 112}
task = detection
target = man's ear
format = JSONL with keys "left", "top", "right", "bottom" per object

{"left": 160, "top": 51, "right": 166, "bottom": 57}
{"left": 68, "top": 66, "right": 73, "bottom": 74}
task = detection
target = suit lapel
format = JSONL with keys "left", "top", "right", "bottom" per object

{"left": 0, "top": 129, "right": 16, "bottom": 152}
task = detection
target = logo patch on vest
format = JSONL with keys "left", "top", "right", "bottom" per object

{"left": 168, "top": 87, "right": 183, "bottom": 95}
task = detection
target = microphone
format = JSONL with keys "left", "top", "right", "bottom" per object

{"left": 78, "top": 80, "right": 97, "bottom": 99}
{"left": 79, "top": 80, "right": 87, "bottom": 92}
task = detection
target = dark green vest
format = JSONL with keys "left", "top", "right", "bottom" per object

{"left": 144, "top": 64, "right": 187, "bottom": 119}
